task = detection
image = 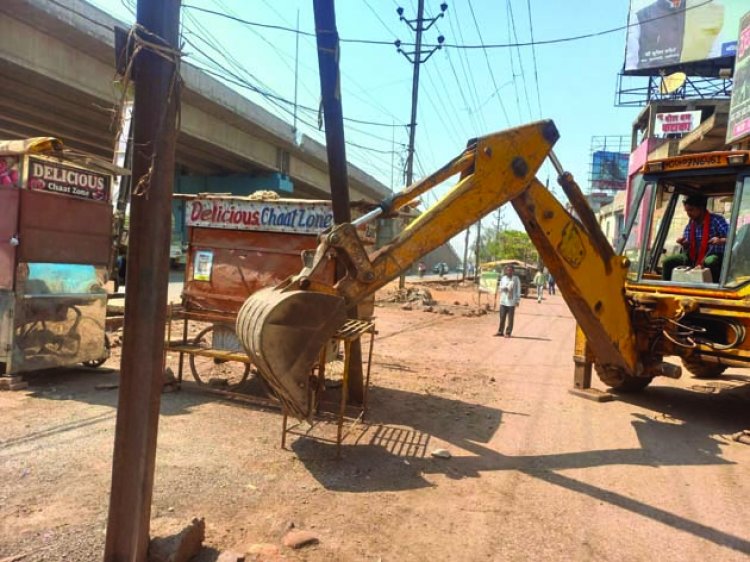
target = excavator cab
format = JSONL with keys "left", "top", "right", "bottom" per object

{"left": 613, "top": 151, "right": 750, "bottom": 382}
{"left": 621, "top": 152, "right": 750, "bottom": 288}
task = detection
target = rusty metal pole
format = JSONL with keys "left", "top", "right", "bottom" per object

{"left": 104, "top": 1, "right": 181, "bottom": 560}
{"left": 312, "top": 0, "right": 364, "bottom": 403}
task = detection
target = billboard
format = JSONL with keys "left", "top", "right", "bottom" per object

{"left": 624, "top": 0, "right": 745, "bottom": 76}
{"left": 654, "top": 110, "right": 702, "bottom": 137}
{"left": 592, "top": 151, "right": 629, "bottom": 191}
{"left": 727, "top": 11, "right": 750, "bottom": 144}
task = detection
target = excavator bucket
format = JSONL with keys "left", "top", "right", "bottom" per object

{"left": 236, "top": 286, "right": 347, "bottom": 420}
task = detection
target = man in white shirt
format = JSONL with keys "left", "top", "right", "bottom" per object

{"left": 495, "top": 265, "right": 521, "bottom": 338}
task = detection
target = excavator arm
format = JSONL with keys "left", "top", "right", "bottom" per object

{"left": 237, "top": 120, "right": 640, "bottom": 419}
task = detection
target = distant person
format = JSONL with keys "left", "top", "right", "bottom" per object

{"left": 494, "top": 264, "right": 521, "bottom": 338}
{"left": 533, "top": 269, "right": 546, "bottom": 303}
{"left": 547, "top": 273, "right": 556, "bottom": 295}
{"left": 662, "top": 194, "right": 728, "bottom": 282}
{"left": 418, "top": 261, "right": 426, "bottom": 278}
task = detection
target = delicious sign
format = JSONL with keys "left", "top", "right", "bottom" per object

{"left": 186, "top": 198, "right": 334, "bottom": 234}
{"left": 27, "top": 157, "right": 110, "bottom": 201}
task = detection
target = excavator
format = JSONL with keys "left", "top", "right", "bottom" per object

{"left": 235, "top": 120, "right": 750, "bottom": 420}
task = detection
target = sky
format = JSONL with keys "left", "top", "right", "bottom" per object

{"left": 89, "top": 0, "right": 643, "bottom": 253}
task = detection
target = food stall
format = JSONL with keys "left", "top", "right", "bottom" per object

{"left": 0, "top": 138, "right": 119, "bottom": 386}
{"left": 167, "top": 192, "right": 377, "bottom": 389}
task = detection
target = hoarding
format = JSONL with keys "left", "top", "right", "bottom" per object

{"left": 727, "top": 11, "right": 750, "bottom": 144}
{"left": 591, "top": 151, "right": 629, "bottom": 190}
{"left": 186, "top": 197, "right": 334, "bottom": 234}
{"left": 624, "top": 0, "right": 745, "bottom": 76}
{"left": 27, "top": 157, "right": 111, "bottom": 201}
{"left": 654, "top": 110, "right": 702, "bottom": 137}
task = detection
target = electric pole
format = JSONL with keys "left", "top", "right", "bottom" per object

{"left": 395, "top": 1, "right": 446, "bottom": 286}
{"left": 105, "top": 1, "right": 181, "bottom": 560}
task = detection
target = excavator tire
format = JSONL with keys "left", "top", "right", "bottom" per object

{"left": 594, "top": 364, "right": 653, "bottom": 392}
{"left": 681, "top": 356, "right": 727, "bottom": 379}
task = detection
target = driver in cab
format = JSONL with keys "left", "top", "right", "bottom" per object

{"left": 662, "top": 194, "right": 728, "bottom": 282}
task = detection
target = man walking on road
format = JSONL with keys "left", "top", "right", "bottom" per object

{"left": 495, "top": 264, "right": 521, "bottom": 338}
{"left": 533, "top": 269, "right": 546, "bottom": 303}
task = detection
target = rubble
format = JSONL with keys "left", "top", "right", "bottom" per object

{"left": 431, "top": 448, "right": 452, "bottom": 459}
{"left": 281, "top": 530, "right": 319, "bottom": 549}
{"left": 148, "top": 518, "right": 205, "bottom": 562}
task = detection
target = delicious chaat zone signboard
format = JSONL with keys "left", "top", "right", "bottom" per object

{"left": 186, "top": 198, "right": 334, "bottom": 234}
{"left": 27, "top": 157, "right": 111, "bottom": 201}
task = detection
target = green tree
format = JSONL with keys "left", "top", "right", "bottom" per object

{"left": 482, "top": 229, "right": 538, "bottom": 264}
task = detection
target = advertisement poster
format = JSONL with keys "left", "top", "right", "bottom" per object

{"left": 727, "top": 11, "right": 750, "bottom": 144}
{"left": 27, "top": 157, "right": 110, "bottom": 201}
{"left": 0, "top": 155, "right": 20, "bottom": 187}
{"left": 654, "top": 110, "right": 702, "bottom": 137}
{"left": 193, "top": 250, "right": 214, "bottom": 282}
{"left": 591, "top": 151, "right": 629, "bottom": 190}
{"left": 186, "top": 198, "right": 334, "bottom": 235}
{"left": 624, "top": 0, "right": 744, "bottom": 74}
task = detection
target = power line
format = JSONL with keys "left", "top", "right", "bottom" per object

{"left": 525, "top": 0, "right": 543, "bottom": 118}
{"left": 506, "top": 0, "right": 534, "bottom": 121}
{"left": 183, "top": 37, "right": 400, "bottom": 160}
{"left": 182, "top": 0, "right": 715, "bottom": 50}
{"left": 447, "top": 4, "right": 484, "bottom": 132}
{"left": 467, "top": 0, "right": 511, "bottom": 127}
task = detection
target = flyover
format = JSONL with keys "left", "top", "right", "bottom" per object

{"left": 0, "top": 0, "right": 391, "bottom": 202}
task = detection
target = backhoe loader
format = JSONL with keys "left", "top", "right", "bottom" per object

{"left": 235, "top": 120, "right": 750, "bottom": 420}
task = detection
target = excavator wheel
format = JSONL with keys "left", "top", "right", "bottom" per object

{"left": 594, "top": 364, "right": 653, "bottom": 392}
{"left": 681, "top": 356, "right": 727, "bottom": 379}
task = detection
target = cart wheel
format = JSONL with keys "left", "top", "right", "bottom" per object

{"left": 189, "top": 325, "right": 250, "bottom": 387}
{"left": 83, "top": 334, "right": 111, "bottom": 368}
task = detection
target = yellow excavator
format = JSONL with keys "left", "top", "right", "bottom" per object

{"left": 236, "top": 120, "right": 750, "bottom": 420}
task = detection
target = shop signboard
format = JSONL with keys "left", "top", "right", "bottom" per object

{"left": 727, "top": 10, "right": 750, "bottom": 144}
{"left": 186, "top": 197, "right": 334, "bottom": 234}
{"left": 624, "top": 0, "right": 744, "bottom": 75}
{"left": 27, "top": 157, "right": 111, "bottom": 201}
{"left": 591, "top": 151, "right": 629, "bottom": 190}
{"left": 654, "top": 110, "right": 702, "bottom": 137}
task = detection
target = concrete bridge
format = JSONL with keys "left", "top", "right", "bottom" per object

{"left": 0, "top": 0, "right": 390, "bottom": 202}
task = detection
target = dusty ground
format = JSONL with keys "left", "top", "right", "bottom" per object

{"left": 1, "top": 280, "right": 750, "bottom": 561}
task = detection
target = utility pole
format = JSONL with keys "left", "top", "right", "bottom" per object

{"left": 462, "top": 227, "right": 469, "bottom": 281}
{"left": 494, "top": 208, "right": 502, "bottom": 260}
{"left": 312, "top": 0, "right": 365, "bottom": 403}
{"left": 395, "top": 1, "right": 446, "bottom": 287}
{"left": 104, "top": 1, "right": 181, "bottom": 560}
{"left": 475, "top": 221, "right": 481, "bottom": 270}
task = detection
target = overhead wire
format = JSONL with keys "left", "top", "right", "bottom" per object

{"left": 182, "top": 35, "right": 399, "bottom": 163}
{"left": 525, "top": 0, "right": 543, "bottom": 119}
{"left": 506, "top": 0, "right": 534, "bottom": 121}
{"left": 505, "top": 1, "right": 524, "bottom": 123}
{"left": 467, "top": 0, "right": 511, "bottom": 127}
{"left": 182, "top": 0, "right": 715, "bottom": 50}
{"left": 447, "top": 4, "right": 484, "bottom": 132}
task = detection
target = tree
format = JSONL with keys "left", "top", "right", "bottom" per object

{"left": 482, "top": 229, "right": 538, "bottom": 264}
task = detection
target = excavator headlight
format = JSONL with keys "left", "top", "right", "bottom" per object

{"left": 728, "top": 154, "right": 747, "bottom": 165}
{"left": 648, "top": 161, "right": 664, "bottom": 172}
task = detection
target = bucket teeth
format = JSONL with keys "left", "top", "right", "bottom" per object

{"left": 237, "top": 288, "right": 348, "bottom": 420}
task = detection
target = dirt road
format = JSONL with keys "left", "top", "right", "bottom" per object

{"left": 1, "top": 285, "right": 749, "bottom": 561}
